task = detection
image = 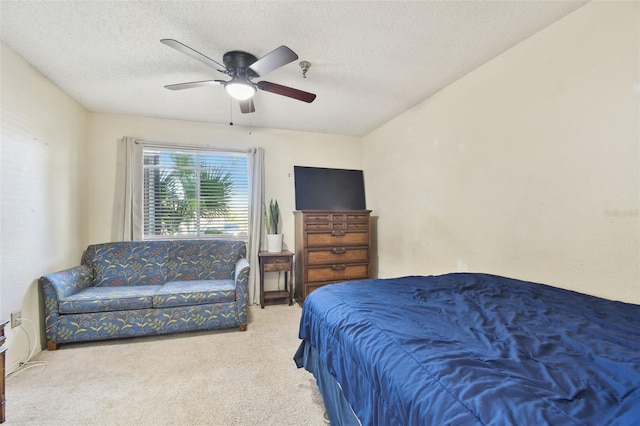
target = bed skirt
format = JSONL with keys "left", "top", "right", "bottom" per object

{"left": 295, "top": 340, "right": 361, "bottom": 426}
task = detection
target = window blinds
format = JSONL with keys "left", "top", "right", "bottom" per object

{"left": 142, "top": 146, "right": 249, "bottom": 239}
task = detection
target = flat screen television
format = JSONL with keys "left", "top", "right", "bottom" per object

{"left": 294, "top": 166, "right": 366, "bottom": 210}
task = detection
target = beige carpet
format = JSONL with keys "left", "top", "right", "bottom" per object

{"left": 5, "top": 304, "right": 327, "bottom": 425}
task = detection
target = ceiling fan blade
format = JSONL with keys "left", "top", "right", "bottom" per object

{"left": 257, "top": 81, "right": 316, "bottom": 103}
{"left": 164, "top": 80, "right": 225, "bottom": 90}
{"left": 249, "top": 46, "right": 298, "bottom": 77}
{"left": 239, "top": 98, "right": 256, "bottom": 114}
{"left": 161, "top": 39, "right": 226, "bottom": 72}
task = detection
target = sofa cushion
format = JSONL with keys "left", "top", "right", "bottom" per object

{"left": 152, "top": 280, "right": 236, "bottom": 308}
{"left": 59, "top": 285, "right": 162, "bottom": 314}
{"left": 165, "top": 240, "right": 246, "bottom": 282}
{"left": 84, "top": 241, "right": 169, "bottom": 287}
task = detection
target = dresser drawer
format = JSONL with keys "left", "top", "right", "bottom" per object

{"left": 306, "top": 222, "right": 365, "bottom": 231}
{"left": 306, "top": 247, "right": 368, "bottom": 264}
{"left": 305, "top": 281, "right": 330, "bottom": 296}
{"left": 305, "top": 213, "right": 332, "bottom": 222}
{"left": 306, "top": 230, "right": 368, "bottom": 247}
{"left": 305, "top": 222, "right": 331, "bottom": 231}
{"left": 264, "top": 262, "right": 292, "bottom": 272}
{"left": 306, "top": 263, "right": 369, "bottom": 283}
{"left": 262, "top": 256, "right": 292, "bottom": 272}
{"left": 346, "top": 213, "right": 370, "bottom": 221}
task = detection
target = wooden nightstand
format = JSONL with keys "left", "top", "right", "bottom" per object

{"left": 0, "top": 319, "right": 8, "bottom": 423}
{"left": 259, "top": 250, "right": 294, "bottom": 308}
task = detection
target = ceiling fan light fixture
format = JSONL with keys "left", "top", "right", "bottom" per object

{"left": 225, "top": 80, "right": 256, "bottom": 100}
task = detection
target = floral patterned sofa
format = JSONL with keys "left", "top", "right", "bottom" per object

{"left": 40, "top": 240, "right": 250, "bottom": 350}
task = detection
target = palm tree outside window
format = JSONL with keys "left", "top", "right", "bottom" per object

{"left": 142, "top": 147, "right": 249, "bottom": 240}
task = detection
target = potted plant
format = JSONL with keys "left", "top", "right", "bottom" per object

{"left": 264, "top": 199, "right": 283, "bottom": 252}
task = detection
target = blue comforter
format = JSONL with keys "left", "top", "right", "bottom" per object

{"left": 296, "top": 273, "right": 640, "bottom": 425}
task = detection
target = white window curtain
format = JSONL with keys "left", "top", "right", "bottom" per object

{"left": 112, "top": 136, "right": 143, "bottom": 241}
{"left": 247, "top": 147, "right": 265, "bottom": 305}
{"left": 113, "top": 137, "right": 265, "bottom": 304}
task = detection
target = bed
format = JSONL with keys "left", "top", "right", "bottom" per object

{"left": 294, "top": 273, "right": 640, "bottom": 425}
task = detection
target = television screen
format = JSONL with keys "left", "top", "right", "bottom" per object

{"left": 294, "top": 166, "right": 366, "bottom": 210}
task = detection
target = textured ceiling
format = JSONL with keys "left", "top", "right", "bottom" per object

{"left": 0, "top": 1, "right": 588, "bottom": 136}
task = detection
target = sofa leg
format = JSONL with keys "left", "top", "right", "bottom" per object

{"left": 239, "top": 324, "right": 247, "bottom": 332}
{"left": 47, "top": 342, "right": 59, "bottom": 351}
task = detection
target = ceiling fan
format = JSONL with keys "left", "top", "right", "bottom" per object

{"left": 161, "top": 39, "right": 316, "bottom": 113}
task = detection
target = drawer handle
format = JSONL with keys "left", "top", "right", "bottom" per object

{"left": 331, "top": 230, "right": 345, "bottom": 236}
{"left": 331, "top": 248, "right": 346, "bottom": 254}
{"left": 331, "top": 264, "right": 346, "bottom": 271}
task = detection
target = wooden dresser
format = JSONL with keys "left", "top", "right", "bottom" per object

{"left": 294, "top": 210, "right": 371, "bottom": 304}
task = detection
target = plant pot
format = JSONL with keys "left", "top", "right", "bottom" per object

{"left": 266, "top": 233, "right": 284, "bottom": 253}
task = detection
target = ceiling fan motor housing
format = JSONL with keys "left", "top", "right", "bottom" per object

{"left": 223, "top": 51, "right": 259, "bottom": 78}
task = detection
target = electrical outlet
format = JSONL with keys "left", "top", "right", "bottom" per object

{"left": 11, "top": 310, "right": 22, "bottom": 328}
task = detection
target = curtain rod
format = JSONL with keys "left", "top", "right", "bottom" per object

{"left": 133, "top": 139, "right": 249, "bottom": 154}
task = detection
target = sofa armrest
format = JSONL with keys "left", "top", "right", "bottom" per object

{"left": 40, "top": 264, "right": 93, "bottom": 345}
{"left": 234, "top": 258, "right": 250, "bottom": 297}
{"left": 40, "top": 264, "right": 93, "bottom": 301}
{"left": 234, "top": 258, "right": 250, "bottom": 325}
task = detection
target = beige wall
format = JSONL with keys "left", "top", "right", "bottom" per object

{"left": 363, "top": 1, "right": 640, "bottom": 303}
{"left": 86, "top": 113, "right": 363, "bottom": 249}
{"left": 1, "top": 43, "right": 89, "bottom": 370}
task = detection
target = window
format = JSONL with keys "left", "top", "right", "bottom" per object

{"left": 142, "top": 146, "right": 249, "bottom": 240}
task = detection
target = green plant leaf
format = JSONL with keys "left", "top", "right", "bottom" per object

{"left": 265, "top": 198, "right": 280, "bottom": 234}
